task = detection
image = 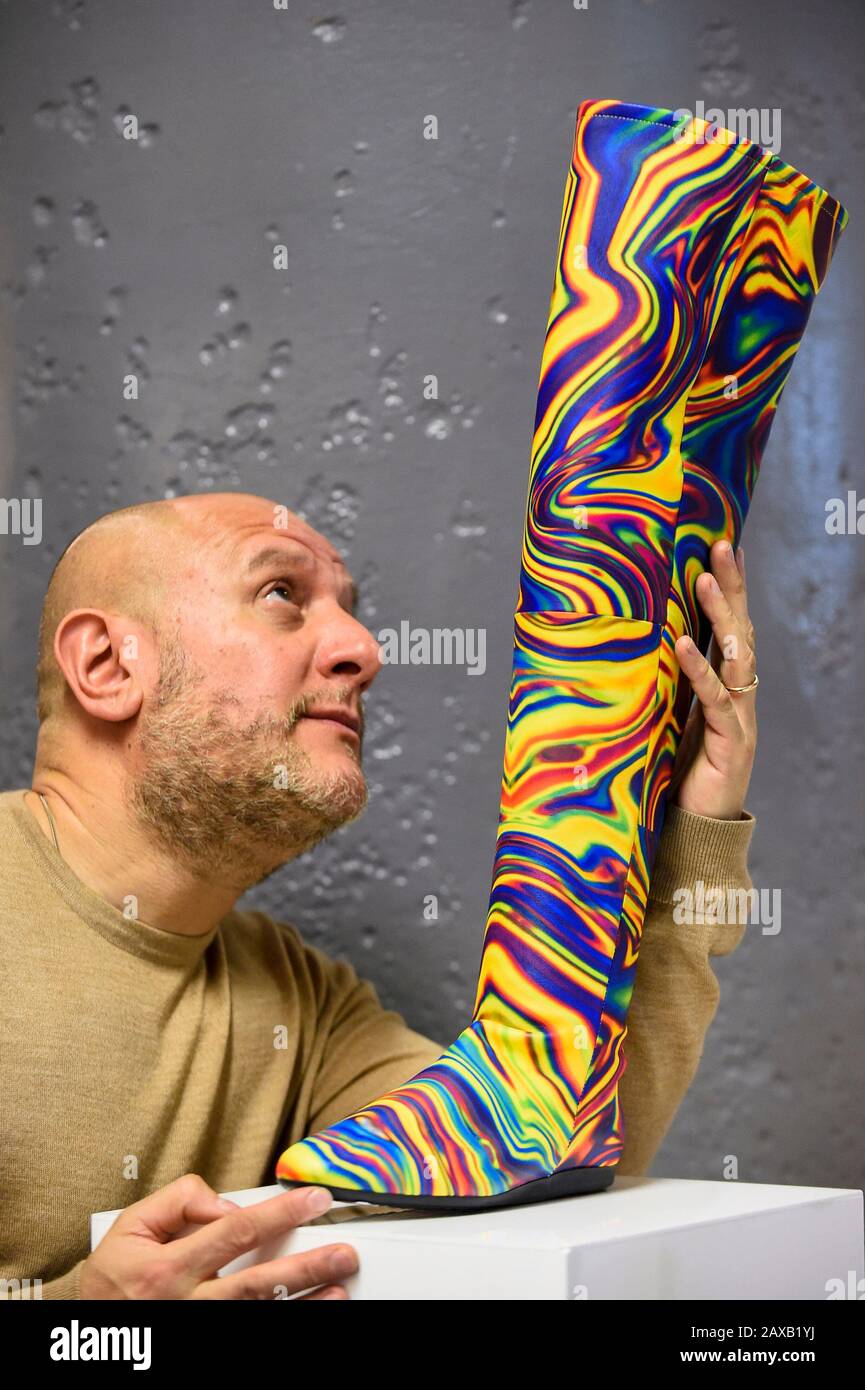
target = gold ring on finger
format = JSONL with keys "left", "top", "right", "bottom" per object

{"left": 722, "top": 673, "right": 759, "bottom": 694}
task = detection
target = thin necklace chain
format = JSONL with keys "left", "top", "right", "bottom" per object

{"left": 38, "top": 792, "right": 60, "bottom": 854}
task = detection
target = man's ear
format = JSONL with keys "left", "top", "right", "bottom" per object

{"left": 53, "top": 609, "right": 149, "bottom": 723}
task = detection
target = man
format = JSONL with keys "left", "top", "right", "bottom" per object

{"left": 1, "top": 492, "right": 756, "bottom": 1300}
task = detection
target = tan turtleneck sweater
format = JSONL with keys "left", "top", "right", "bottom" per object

{"left": 0, "top": 786, "right": 754, "bottom": 1299}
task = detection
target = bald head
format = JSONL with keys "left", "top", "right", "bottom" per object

{"left": 36, "top": 499, "right": 187, "bottom": 725}
{"left": 31, "top": 491, "right": 379, "bottom": 884}
{"left": 35, "top": 492, "right": 349, "bottom": 728}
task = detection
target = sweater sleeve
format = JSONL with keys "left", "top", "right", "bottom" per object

{"left": 4, "top": 1260, "right": 83, "bottom": 1300}
{"left": 616, "top": 802, "right": 756, "bottom": 1176}
{"left": 303, "top": 952, "right": 442, "bottom": 1136}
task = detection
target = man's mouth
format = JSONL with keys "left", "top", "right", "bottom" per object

{"left": 301, "top": 707, "right": 361, "bottom": 740}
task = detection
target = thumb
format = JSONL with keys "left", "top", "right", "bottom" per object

{"left": 115, "top": 1173, "right": 240, "bottom": 1245}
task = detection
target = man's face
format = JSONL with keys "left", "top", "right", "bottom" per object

{"left": 129, "top": 498, "right": 383, "bottom": 883}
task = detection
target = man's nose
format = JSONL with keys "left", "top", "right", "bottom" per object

{"left": 314, "top": 612, "right": 382, "bottom": 688}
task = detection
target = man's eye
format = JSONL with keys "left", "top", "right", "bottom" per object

{"left": 265, "top": 582, "right": 300, "bottom": 605}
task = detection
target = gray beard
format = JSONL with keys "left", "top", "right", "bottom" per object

{"left": 127, "top": 642, "right": 367, "bottom": 888}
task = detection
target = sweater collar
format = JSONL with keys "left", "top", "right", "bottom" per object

{"left": 4, "top": 788, "right": 225, "bottom": 967}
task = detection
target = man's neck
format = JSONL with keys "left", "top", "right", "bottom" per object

{"left": 25, "top": 778, "right": 243, "bottom": 937}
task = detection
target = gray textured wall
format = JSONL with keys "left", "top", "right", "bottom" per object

{"left": 1, "top": 0, "right": 862, "bottom": 1194}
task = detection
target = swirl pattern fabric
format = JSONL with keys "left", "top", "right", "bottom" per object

{"left": 275, "top": 99, "right": 847, "bottom": 1207}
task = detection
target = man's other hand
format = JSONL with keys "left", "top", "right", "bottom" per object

{"left": 79, "top": 1173, "right": 357, "bottom": 1300}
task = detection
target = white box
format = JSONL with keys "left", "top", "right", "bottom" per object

{"left": 91, "top": 1175, "right": 864, "bottom": 1300}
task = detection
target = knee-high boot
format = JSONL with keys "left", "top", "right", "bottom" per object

{"left": 275, "top": 99, "right": 847, "bottom": 1209}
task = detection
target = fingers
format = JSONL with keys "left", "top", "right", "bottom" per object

{"left": 708, "top": 538, "right": 753, "bottom": 644}
{"left": 695, "top": 541, "right": 757, "bottom": 731}
{"left": 674, "top": 634, "right": 747, "bottom": 744}
{"left": 175, "top": 1185, "right": 335, "bottom": 1283}
{"left": 195, "top": 1242, "right": 359, "bottom": 1301}
{"left": 116, "top": 1172, "right": 239, "bottom": 1243}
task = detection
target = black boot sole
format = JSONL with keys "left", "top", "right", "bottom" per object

{"left": 279, "top": 1163, "right": 616, "bottom": 1213}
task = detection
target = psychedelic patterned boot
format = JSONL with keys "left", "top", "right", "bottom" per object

{"left": 559, "top": 136, "right": 849, "bottom": 1180}
{"left": 675, "top": 153, "right": 848, "bottom": 665}
{"left": 276, "top": 100, "right": 847, "bottom": 1210}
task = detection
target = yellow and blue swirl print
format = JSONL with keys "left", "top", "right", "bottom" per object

{"left": 276, "top": 99, "right": 847, "bottom": 1209}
